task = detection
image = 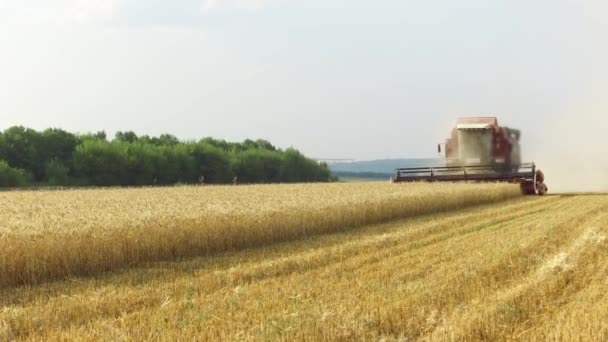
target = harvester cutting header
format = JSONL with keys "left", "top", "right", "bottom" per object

{"left": 392, "top": 117, "right": 548, "bottom": 195}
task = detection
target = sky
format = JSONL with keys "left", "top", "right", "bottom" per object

{"left": 0, "top": 0, "right": 606, "bottom": 172}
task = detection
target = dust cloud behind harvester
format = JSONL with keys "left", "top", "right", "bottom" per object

{"left": 534, "top": 109, "right": 608, "bottom": 193}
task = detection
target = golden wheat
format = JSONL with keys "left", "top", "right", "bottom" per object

{"left": 0, "top": 193, "right": 606, "bottom": 341}
{"left": 0, "top": 182, "right": 519, "bottom": 289}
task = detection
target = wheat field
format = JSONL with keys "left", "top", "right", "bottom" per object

{"left": 2, "top": 184, "right": 607, "bottom": 340}
{"left": 0, "top": 182, "right": 518, "bottom": 289}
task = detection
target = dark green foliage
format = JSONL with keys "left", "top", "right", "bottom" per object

{"left": 200, "top": 137, "right": 277, "bottom": 153}
{"left": 72, "top": 140, "right": 130, "bottom": 186}
{"left": 190, "top": 143, "right": 234, "bottom": 183}
{"left": 0, "top": 126, "right": 79, "bottom": 182}
{"left": 156, "top": 144, "right": 196, "bottom": 184}
{"left": 0, "top": 126, "right": 43, "bottom": 180}
{"left": 0, "top": 160, "right": 31, "bottom": 187}
{"left": 139, "top": 134, "right": 180, "bottom": 146}
{"left": 39, "top": 128, "right": 80, "bottom": 165}
{"left": 45, "top": 159, "right": 70, "bottom": 186}
{"left": 114, "top": 131, "right": 139, "bottom": 143}
{"left": 0, "top": 126, "right": 334, "bottom": 188}
{"left": 280, "top": 148, "right": 333, "bottom": 182}
{"left": 232, "top": 149, "right": 283, "bottom": 183}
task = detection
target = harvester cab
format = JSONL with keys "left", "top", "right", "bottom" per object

{"left": 393, "top": 117, "right": 548, "bottom": 196}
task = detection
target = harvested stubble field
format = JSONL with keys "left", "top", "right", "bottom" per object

{"left": 1, "top": 184, "right": 608, "bottom": 341}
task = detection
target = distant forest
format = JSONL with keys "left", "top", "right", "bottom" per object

{"left": 0, "top": 126, "right": 335, "bottom": 188}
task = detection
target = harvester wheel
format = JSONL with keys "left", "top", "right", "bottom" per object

{"left": 521, "top": 181, "right": 547, "bottom": 196}
{"left": 520, "top": 182, "right": 536, "bottom": 195}
{"left": 535, "top": 170, "right": 545, "bottom": 183}
{"left": 537, "top": 183, "right": 548, "bottom": 196}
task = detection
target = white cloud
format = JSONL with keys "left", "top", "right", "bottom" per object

{"left": 242, "top": 64, "right": 271, "bottom": 81}
{"left": 200, "top": 0, "right": 274, "bottom": 13}
{"left": 1, "top": 0, "right": 270, "bottom": 28}
{"left": 71, "top": 0, "right": 119, "bottom": 24}
{"left": 0, "top": 0, "right": 120, "bottom": 27}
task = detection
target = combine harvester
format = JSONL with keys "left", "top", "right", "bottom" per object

{"left": 392, "top": 117, "right": 548, "bottom": 195}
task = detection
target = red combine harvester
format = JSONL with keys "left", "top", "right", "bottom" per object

{"left": 392, "top": 117, "right": 548, "bottom": 195}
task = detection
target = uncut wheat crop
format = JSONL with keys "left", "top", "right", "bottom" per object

{"left": 0, "top": 182, "right": 519, "bottom": 289}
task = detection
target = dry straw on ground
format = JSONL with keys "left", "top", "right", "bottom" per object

{"left": 0, "top": 182, "right": 519, "bottom": 289}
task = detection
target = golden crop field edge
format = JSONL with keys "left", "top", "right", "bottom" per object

{"left": 0, "top": 182, "right": 521, "bottom": 290}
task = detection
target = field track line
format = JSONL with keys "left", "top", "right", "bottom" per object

{"left": 423, "top": 198, "right": 608, "bottom": 340}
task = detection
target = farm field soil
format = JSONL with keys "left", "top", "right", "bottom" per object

{"left": 2, "top": 194, "right": 607, "bottom": 340}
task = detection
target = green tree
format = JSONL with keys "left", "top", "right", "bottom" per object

{"left": 280, "top": 148, "right": 332, "bottom": 182}
{"left": 125, "top": 143, "right": 162, "bottom": 185}
{"left": 157, "top": 134, "right": 180, "bottom": 146}
{"left": 114, "top": 131, "right": 138, "bottom": 143}
{"left": 158, "top": 144, "right": 197, "bottom": 184}
{"left": 232, "top": 149, "right": 283, "bottom": 183}
{"left": 190, "top": 143, "right": 233, "bottom": 183}
{"left": 39, "top": 128, "right": 79, "bottom": 177}
{"left": 0, "top": 126, "right": 79, "bottom": 182}
{"left": 78, "top": 131, "right": 107, "bottom": 143}
{"left": 0, "top": 126, "right": 42, "bottom": 180}
{"left": 45, "top": 159, "right": 70, "bottom": 186}
{"left": 0, "top": 160, "right": 31, "bottom": 187}
{"left": 72, "top": 140, "right": 130, "bottom": 186}
{"left": 0, "top": 126, "right": 335, "bottom": 187}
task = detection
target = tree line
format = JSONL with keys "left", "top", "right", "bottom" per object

{"left": 0, "top": 126, "right": 335, "bottom": 188}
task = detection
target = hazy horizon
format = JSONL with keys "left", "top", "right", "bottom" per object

{"left": 1, "top": 1, "right": 607, "bottom": 191}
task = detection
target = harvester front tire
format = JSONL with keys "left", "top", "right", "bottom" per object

{"left": 520, "top": 182, "right": 536, "bottom": 195}
{"left": 535, "top": 170, "right": 545, "bottom": 184}
{"left": 537, "top": 183, "right": 548, "bottom": 196}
